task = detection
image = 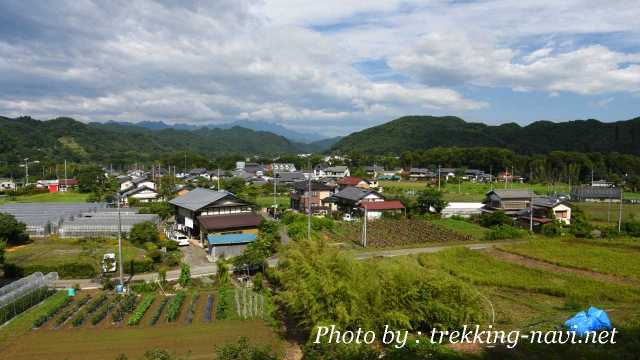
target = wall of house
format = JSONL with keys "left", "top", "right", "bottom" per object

{"left": 553, "top": 204, "right": 572, "bottom": 225}
{"left": 210, "top": 243, "right": 248, "bottom": 259}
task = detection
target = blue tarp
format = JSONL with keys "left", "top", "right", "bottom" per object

{"left": 564, "top": 307, "right": 612, "bottom": 336}
{"left": 207, "top": 233, "right": 257, "bottom": 245}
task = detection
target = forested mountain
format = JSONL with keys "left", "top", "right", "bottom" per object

{"left": 0, "top": 116, "right": 312, "bottom": 164}
{"left": 332, "top": 116, "right": 640, "bottom": 155}
{"left": 100, "top": 119, "right": 327, "bottom": 143}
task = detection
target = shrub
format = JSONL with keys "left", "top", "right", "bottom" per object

{"left": 216, "top": 287, "right": 232, "bottom": 320}
{"left": 253, "top": 273, "right": 263, "bottom": 292}
{"left": 215, "top": 337, "right": 278, "bottom": 360}
{"left": 484, "top": 225, "right": 527, "bottom": 240}
{"left": 622, "top": 219, "right": 640, "bottom": 237}
{"left": 91, "top": 298, "right": 118, "bottom": 325}
{"left": 179, "top": 263, "right": 191, "bottom": 287}
{"left": 112, "top": 293, "right": 137, "bottom": 322}
{"left": 479, "top": 211, "right": 512, "bottom": 227}
{"left": 129, "top": 221, "right": 160, "bottom": 246}
{"left": 541, "top": 221, "right": 563, "bottom": 237}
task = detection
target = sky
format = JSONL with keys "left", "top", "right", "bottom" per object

{"left": 0, "top": 1, "right": 639, "bottom": 137}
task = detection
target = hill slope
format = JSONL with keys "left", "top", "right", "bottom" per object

{"left": 331, "top": 116, "right": 640, "bottom": 155}
{"left": 0, "top": 116, "right": 311, "bottom": 163}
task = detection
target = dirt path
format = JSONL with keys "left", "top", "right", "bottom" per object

{"left": 486, "top": 248, "right": 640, "bottom": 287}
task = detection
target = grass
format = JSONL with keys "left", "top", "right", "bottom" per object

{"left": 430, "top": 218, "right": 490, "bottom": 239}
{"left": 0, "top": 291, "right": 68, "bottom": 347}
{"left": 499, "top": 239, "right": 640, "bottom": 281}
{"left": 255, "top": 195, "right": 289, "bottom": 209}
{"left": 0, "top": 191, "right": 90, "bottom": 204}
{"left": 418, "top": 247, "right": 640, "bottom": 303}
{"left": 578, "top": 202, "right": 640, "bottom": 225}
{"left": 380, "top": 180, "right": 571, "bottom": 202}
{"left": 5, "top": 237, "right": 148, "bottom": 278}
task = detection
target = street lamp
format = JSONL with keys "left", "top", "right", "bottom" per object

{"left": 19, "top": 158, "right": 40, "bottom": 186}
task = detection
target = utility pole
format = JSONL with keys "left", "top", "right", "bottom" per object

{"left": 64, "top": 160, "right": 67, "bottom": 182}
{"left": 273, "top": 169, "right": 278, "bottom": 210}
{"left": 437, "top": 165, "right": 441, "bottom": 191}
{"left": 117, "top": 192, "right": 124, "bottom": 290}
{"left": 490, "top": 165, "right": 493, "bottom": 191}
{"left": 362, "top": 206, "right": 368, "bottom": 247}
{"left": 529, "top": 190, "right": 534, "bottom": 232}
{"left": 307, "top": 158, "right": 312, "bottom": 241}
{"left": 20, "top": 158, "right": 40, "bottom": 186}
{"left": 217, "top": 168, "right": 220, "bottom": 190}
{"left": 618, "top": 188, "right": 623, "bottom": 233}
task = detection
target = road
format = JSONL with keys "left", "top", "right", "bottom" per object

{"left": 53, "top": 240, "right": 523, "bottom": 289}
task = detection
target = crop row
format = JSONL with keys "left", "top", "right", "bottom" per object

{"left": 33, "top": 296, "right": 73, "bottom": 328}
{"left": 203, "top": 294, "right": 214, "bottom": 322}
{"left": 165, "top": 291, "right": 186, "bottom": 322}
{"left": 91, "top": 298, "right": 119, "bottom": 326}
{"left": 111, "top": 293, "right": 137, "bottom": 323}
{"left": 71, "top": 294, "right": 108, "bottom": 327}
{"left": 184, "top": 291, "right": 199, "bottom": 324}
{"left": 149, "top": 297, "right": 169, "bottom": 325}
{"left": 54, "top": 295, "right": 91, "bottom": 328}
{"left": 127, "top": 294, "right": 155, "bottom": 326}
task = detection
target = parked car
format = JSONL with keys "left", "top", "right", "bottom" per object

{"left": 342, "top": 213, "right": 355, "bottom": 222}
{"left": 171, "top": 232, "right": 190, "bottom": 246}
{"left": 102, "top": 253, "right": 117, "bottom": 273}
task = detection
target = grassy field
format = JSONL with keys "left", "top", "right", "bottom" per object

{"left": 0, "top": 289, "right": 281, "bottom": 360}
{"left": 0, "top": 191, "right": 90, "bottom": 204}
{"left": 430, "top": 218, "right": 490, "bottom": 240}
{"left": 419, "top": 248, "right": 640, "bottom": 304}
{"left": 255, "top": 195, "right": 289, "bottom": 209}
{"left": 499, "top": 239, "right": 640, "bottom": 281}
{"left": 577, "top": 202, "right": 640, "bottom": 225}
{"left": 5, "top": 238, "right": 148, "bottom": 278}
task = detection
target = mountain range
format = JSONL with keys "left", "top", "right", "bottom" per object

{"left": 331, "top": 115, "right": 640, "bottom": 155}
{"left": 101, "top": 119, "right": 328, "bottom": 143}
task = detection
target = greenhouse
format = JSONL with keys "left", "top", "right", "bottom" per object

{"left": 0, "top": 272, "right": 58, "bottom": 325}
{"left": 0, "top": 203, "right": 159, "bottom": 237}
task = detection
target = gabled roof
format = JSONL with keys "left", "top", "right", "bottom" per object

{"left": 131, "top": 177, "right": 149, "bottom": 185}
{"left": 275, "top": 172, "right": 306, "bottom": 182}
{"left": 326, "top": 166, "right": 348, "bottom": 172}
{"left": 123, "top": 185, "right": 158, "bottom": 197}
{"left": 532, "top": 196, "right": 568, "bottom": 208}
{"left": 360, "top": 200, "right": 404, "bottom": 210}
{"left": 331, "top": 186, "right": 381, "bottom": 202}
{"left": 58, "top": 178, "right": 79, "bottom": 186}
{"left": 169, "top": 188, "right": 234, "bottom": 211}
{"left": 337, "top": 176, "right": 364, "bottom": 186}
{"left": 190, "top": 168, "right": 208, "bottom": 175}
{"left": 487, "top": 189, "right": 534, "bottom": 199}
{"left": 198, "top": 212, "right": 262, "bottom": 231}
{"left": 293, "top": 180, "right": 335, "bottom": 192}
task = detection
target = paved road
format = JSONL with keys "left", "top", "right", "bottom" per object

{"left": 54, "top": 240, "right": 523, "bottom": 289}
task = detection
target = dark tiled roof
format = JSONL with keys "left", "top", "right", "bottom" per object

{"left": 293, "top": 181, "right": 335, "bottom": 192}
{"left": 487, "top": 189, "right": 534, "bottom": 199}
{"left": 332, "top": 186, "right": 373, "bottom": 202}
{"left": 198, "top": 212, "right": 262, "bottom": 231}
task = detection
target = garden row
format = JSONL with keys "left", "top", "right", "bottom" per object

{"left": 31, "top": 290, "right": 226, "bottom": 329}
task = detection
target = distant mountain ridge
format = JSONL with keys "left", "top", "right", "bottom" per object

{"left": 0, "top": 116, "right": 333, "bottom": 163}
{"left": 331, "top": 115, "right": 640, "bottom": 155}
{"left": 101, "top": 119, "right": 328, "bottom": 143}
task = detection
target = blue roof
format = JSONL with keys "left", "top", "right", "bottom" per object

{"left": 207, "top": 233, "right": 256, "bottom": 245}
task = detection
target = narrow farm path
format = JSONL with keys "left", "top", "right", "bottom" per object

{"left": 486, "top": 248, "right": 640, "bottom": 288}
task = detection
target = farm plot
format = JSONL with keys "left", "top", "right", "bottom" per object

{"left": 337, "top": 218, "right": 473, "bottom": 248}
{"left": 498, "top": 239, "right": 640, "bottom": 282}
{"left": 234, "top": 287, "right": 264, "bottom": 320}
{"left": 418, "top": 248, "right": 640, "bottom": 304}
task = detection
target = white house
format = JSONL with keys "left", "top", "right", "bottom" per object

{"left": 120, "top": 177, "right": 155, "bottom": 191}
{"left": 324, "top": 166, "right": 350, "bottom": 179}
{"left": 121, "top": 185, "right": 160, "bottom": 204}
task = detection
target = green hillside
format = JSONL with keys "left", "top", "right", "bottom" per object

{"left": 0, "top": 116, "right": 312, "bottom": 163}
{"left": 332, "top": 115, "right": 640, "bottom": 155}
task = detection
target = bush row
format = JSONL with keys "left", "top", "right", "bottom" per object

{"left": 149, "top": 297, "right": 169, "bottom": 326}
{"left": 33, "top": 295, "right": 73, "bottom": 328}
{"left": 127, "top": 294, "right": 155, "bottom": 326}
{"left": 166, "top": 291, "right": 186, "bottom": 322}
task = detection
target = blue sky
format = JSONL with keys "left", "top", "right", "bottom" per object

{"left": 0, "top": 1, "right": 638, "bottom": 137}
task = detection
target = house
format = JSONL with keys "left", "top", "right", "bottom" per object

{"left": 168, "top": 188, "right": 256, "bottom": 240}
{"left": 199, "top": 213, "right": 263, "bottom": 260}
{"left": 409, "top": 168, "right": 436, "bottom": 181}
{"left": 120, "top": 177, "right": 155, "bottom": 191}
{"left": 517, "top": 197, "right": 572, "bottom": 227}
{"left": 314, "top": 164, "right": 328, "bottom": 178}
{"left": 121, "top": 185, "right": 160, "bottom": 204}
{"left": 269, "top": 163, "right": 297, "bottom": 173}
{"left": 570, "top": 185, "right": 621, "bottom": 202}
{"left": 189, "top": 168, "right": 208, "bottom": 177}
{"left": 36, "top": 179, "right": 79, "bottom": 193}
{"left": 243, "top": 163, "right": 265, "bottom": 176}
{"left": 274, "top": 172, "right": 307, "bottom": 185}
{"left": 324, "top": 166, "right": 350, "bottom": 179}
{"left": 439, "top": 168, "right": 457, "bottom": 181}
{"left": 323, "top": 186, "right": 385, "bottom": 216}
{"left": 360, "top": 200, "right": 405, "bottom": 220}
{"left": 591, "top": 180, "right": 614, "bottom": 188}
{"left": 483, "top": 189, "right": 534, "bottom": 215}
{"left": 441, "top": 202, "right": 485, "bottom": 218}
{"left": 0, "top": 178, "right": 17, "bottom": 191}
{"left": 464, "top": 169, "right": 486, "bottom": 182}
{"left": 290, "top": 181, "right": 336, "bottom": 215}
